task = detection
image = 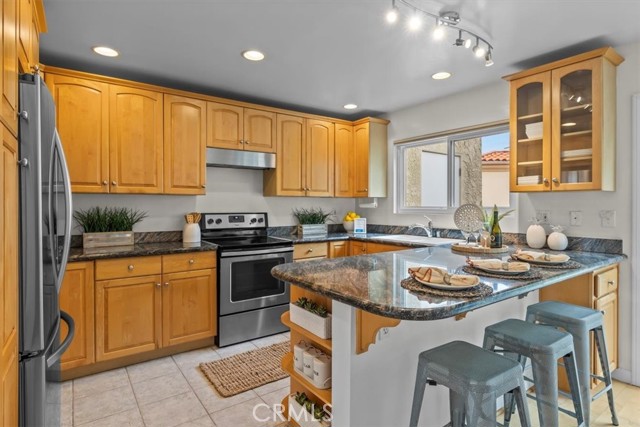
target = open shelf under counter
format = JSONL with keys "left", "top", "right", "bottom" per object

{"left": 282, "top": 352, "right": 332, "bottom": 405}
{"left": 282, "top": 311, "right": 332, "bottom": 353}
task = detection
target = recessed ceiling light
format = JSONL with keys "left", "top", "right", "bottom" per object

{"left": 242, "top": 50, "right": 265, "bottom": 61}
{"left": 562, "top": 122, "right": 577, "bottom": 127}
{"left": 343, "top": 104, "right": 358, "bottom": 110}
{"left": 431, "top": 72, "right": 451, "bottom": 80}
{"left": 92, "top": 46, "right": 119, "bottom": 57}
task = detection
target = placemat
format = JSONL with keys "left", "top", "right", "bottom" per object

{"left": 508, "top": 257, "right": 583, "bottom": 270}
{"left": 401, "top": 277, "right": 493, "bottom": 298}
{"left": 460, "top": 265, "right": 543, "bottom": 280}
{"left": 199, "top": 341, "right": 289, "bottom": 397}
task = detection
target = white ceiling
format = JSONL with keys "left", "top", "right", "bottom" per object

{"left": 40, "top": 0, "right": 640, "bottom": 119}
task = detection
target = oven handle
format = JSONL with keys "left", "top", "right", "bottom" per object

{"left": 220, "top": 246, "right": 294, "bottom": 258}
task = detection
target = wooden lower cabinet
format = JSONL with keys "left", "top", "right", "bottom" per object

{"left": 162, "top": 269, "right": 216, "bottom": 347}
{"left": 595, "top": 291, "right": 617, "bottom": 378}
{"left": 328, "top": 241, "right": 348, "bottom": 258}
{"left": 0, "top": 339, "right": 18, "bottom": 427}
{"left": 349, "top": 240, "right": 367, "bottom": 256}
{"left": 96, "top": 274, "right": 163, "bottom": 361}
{"left": 60, "top": 262, "right": 95, "bottom": 369}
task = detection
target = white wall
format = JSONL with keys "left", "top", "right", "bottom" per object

{"left": 364, "top": 41, "right": 639, "bottom": 376}
{"left": 71, "top": 167, "right": 357, "bottom": 233}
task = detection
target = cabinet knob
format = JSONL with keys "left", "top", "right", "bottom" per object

{"left": 201, "top": 184, "right": 206, "bottom": 188}
{"left": 189, "top": 259, "right": 195, "bottom": 264}
{"left": 364, "top": 188, "right": 368, "bottom": 192}
{"left": 156, "top": 283, "right": 161, "bottom": 288}
{"left": 307, "top": 248, "right": 313, "bottom": 253}
{"left": 128, "top": 265, "right": 134, "bottom": 271}
{"left": 543, "top": 178, "right": 549, "bottom": 186}
{"left": 361, "top": 248, "right": 366, "bottom": 252}
{"left": 239, "top": 140, "right": 245, "bottom": 144}
{"left": 164, "top": 282, "right": 169, "bottom": 287}
{"left": 112, "top": 181, "right": 117, "bottom": 186}
{"left": 102, "top": 180, "right": 108, "bottom": 185}
{"left": 552, "top": 177, "right": 559, "bottom": 184}
{"left": 608, "top": 280, "right": 615, "bottom": 285}
{"left": 245, "top": 140, "right": 250, "bottom": 144}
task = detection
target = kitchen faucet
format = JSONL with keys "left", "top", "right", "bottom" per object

{"left": 408, "top": 215, "right": 434, "bottom": 237}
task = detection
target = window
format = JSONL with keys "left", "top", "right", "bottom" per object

{"left": 395, "top": 124, "right": 511, "bottom": 213}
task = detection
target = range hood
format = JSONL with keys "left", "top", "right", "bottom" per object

{"left": 206, "top": 147, "right": 276, "bottom": 170}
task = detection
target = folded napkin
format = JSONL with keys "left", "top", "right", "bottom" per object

{"left": 467, "top": 258, "right": 530, "bottom": 272}
{"left": 408, "top": 266, "right": 479, "bottom": 287}
{"left": 515, "top": 250, "right": 570, "bottom": 263}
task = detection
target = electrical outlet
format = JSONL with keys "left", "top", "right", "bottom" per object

{"left": 536, "top": 210, "right": 550, "bottom": 224}
{"left": 570, "top": 211, "right": 583, "bottom": 226}
{"left": 600, "top": 210, "right": 616, "bottom": 228}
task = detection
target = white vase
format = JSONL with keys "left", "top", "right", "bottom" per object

{"left": 526, "top": 224, "right": 547, "bottom": 249}
{"left": 547, "top": 226, "right": 568, "bottom": 251}
{"left": 183, "top": 223, "right": 201, "bottom": 243}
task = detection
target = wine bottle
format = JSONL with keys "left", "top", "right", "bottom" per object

{"left": 491, "top": 206, "right": 502, "bottom": 248}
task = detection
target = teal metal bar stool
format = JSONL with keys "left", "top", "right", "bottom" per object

{"left": 409, "top": 340, "right": 531, "bottom": 427}
{"left": 483, "top": 318, "right": 584, "bottom": 427}
{"left": 526, "top": 301, "right": 619, "bottom": 426}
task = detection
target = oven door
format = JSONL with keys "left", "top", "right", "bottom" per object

{"left": 219, "top": 246, "right": 292, "bottom": 316}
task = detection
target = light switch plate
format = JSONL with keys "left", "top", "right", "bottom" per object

{"left": 570, "top": 211, "right": 583, "bottom": 226}
{"left": 600, "top": 210, "right": 616, "bottom": 228}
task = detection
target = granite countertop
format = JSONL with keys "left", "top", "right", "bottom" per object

{"left": 69, "top": 241, "right": 217, "bottom": 262}
{"left": 271, "top": 246, "right": 625, "bottom": 321}
{"left": 287, "top": 232, "right": 445, "bottom": 247}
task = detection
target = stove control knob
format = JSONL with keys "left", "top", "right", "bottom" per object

{"left": 250, "top": 218, "right": 257, "bottom": 224}
{"left": 207, "top": 218, "right": 213, "bottom": 224}
{"left": 258, "top": 218, "right": 264, "bottom": 223}
{"left": 215, "top": 219, "right": 222, "bottom": 224}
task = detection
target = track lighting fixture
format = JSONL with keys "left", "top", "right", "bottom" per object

{"left": 384, "top": 1, "right": 494, "bottom": 66}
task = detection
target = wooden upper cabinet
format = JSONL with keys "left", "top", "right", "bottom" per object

{"left": 109, "top": 85, "right": 164, "bottom": 194}
{"left": 353, "top": 123, "right": 370, "bottom": 197}
{"left": 17, "top": 0, "right": 30, "bottom": 72}
{"left": 305, "top": 119, "right": 334, "bottom": 197}
{"left": 207, "top": 102, "right": 243, "bottom": 150}
{"left": 46, "top": 74, "right": 110, "bottom": 193}
{"left": 352, "top": 119, "right": 388, "bottom": 198}
{"left": 264, "top": 114, "right": 305, "bottom": 196}
{"left": 243, "top": 108, "right": 276, "bottom": 153}
{"left": 334, "top": 124, "right": 354, "bottom": 197}
{"left": 162, "top": 269, "right": 216, "bottom": 347}
{"left": 59, "top": 262, "right": 95, "bottom": 370}
{"left": 2, "top": 0, "right": 18, "bottom": 134}
{"left": 164, "top": 95, "right": 206, "bottom": 195}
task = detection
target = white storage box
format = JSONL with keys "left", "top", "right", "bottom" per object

{"left": 290, "top": 303, "right": 332, "bottom": 339}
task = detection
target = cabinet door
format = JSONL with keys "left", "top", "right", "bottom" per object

{"left": 267, "top": 114, "right": 305, "bottom": 196}
{"left": 207, "top": 102, "right": 244, "bottom": 150}
{"left": 164, "top": 94, "right": 206, "bottom": 195}
{"left": 551, "top": 58, "right": 603, "bottom": 191}
{"left": 162, "top": 269, "right": 216, "bottom": 347}
{"left": 17, "top": 0, "right": 30, "bottom": 72}
{"left": 109, "top": 85, "right": 163, "bottom": 194}
{"left": 1, "top": 0, "right": 18, "bottom": 134}
{"left": 46, "top": 74, "right": 110, "bottom": 193}
{"left": 594, "top": 292, "right": 617, "bottom": 382}
{"left": 95, "top": 275, "right": 162, "bottom": 361}
{"left": 334, "top": 124, "right": 354, "bottom": 197}
{"left": 0, "top": 126, "right": 18, "bottom": 427}
{"left": 243, "top": 108, "right": 276, "bottom": 153}
{"left": 329, "top": 241, "right": 348, "bottom": 258}
{"left": 305, "top": 119, "right": 334, "bottom": 197}
{"left": 509, "top": 73, "right": 552, "bottom": 192}
{"left": 350, "top": 241, "right": 366, "bottom": 256}
{"left": 28, "top": 0, "right": 38, "bottom": 67}
{"left": 59, "top": 262, "right": 95, "bottom": 370}
{"left": 353, "top": 123, "right": 370, "bottom": 197}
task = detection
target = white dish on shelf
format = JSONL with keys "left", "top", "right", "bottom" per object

{"left": 525, "top": 122, "right": 543, "bottom": 139}
{"left": 561, "top": 148, "right": 593, "bottom": 158}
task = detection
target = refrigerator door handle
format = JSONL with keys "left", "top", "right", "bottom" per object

{"left": 46, "top": 310, "right": 74, "bottom": 368}
{"left": 53, "top": 129, "right": 72, "bottom": 293}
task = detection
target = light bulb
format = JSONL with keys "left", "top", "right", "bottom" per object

{"left": 408, "top": 14, "right": 422, "bottom": 31}
{"left": 433, "top": 25, "right": 445, "bottom": 40}
{"left": 386, "top": 7, "right": 399, "bottom": 23}
{"left": 473, "top": 43, "right": 486, "bottom": 58}
{"left": 464, "top": 38, "right": 472, "bottom": 48}
{"left": 484, "top": 50, "right": 494, "bottom": 67}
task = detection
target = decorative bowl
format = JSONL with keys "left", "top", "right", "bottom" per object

{"left": 343, "top": 221, "right": 355, "bottom": 232}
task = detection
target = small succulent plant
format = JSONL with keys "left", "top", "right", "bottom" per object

{"left": 295, "top": 297, "right": 329, "bottom": 318}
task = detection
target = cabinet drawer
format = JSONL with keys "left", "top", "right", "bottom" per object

{"left": 95, "top": 256, "right": 162, "bottom": 280}
{"left": 294, "top": 243, "right": 328, "bottom": 260}
{"left": 162, "top": 252, "right": 216, "bottom": 273}
{"left": 595, "top": 267, "right": 618, "bottom": 297}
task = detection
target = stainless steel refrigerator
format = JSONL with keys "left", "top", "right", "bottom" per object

{"left": 18, "top": 73, "right": 75, "bottom": 426}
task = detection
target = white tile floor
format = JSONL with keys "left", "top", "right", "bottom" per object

{"left": 60, "top": 332, "right": 290, "bottom": 427}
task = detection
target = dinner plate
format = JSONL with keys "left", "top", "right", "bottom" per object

{"left": 412, "top": 276, "right": 479, "bottom": 290}
{"left": 473, "top": 265, "right": 528, "bottom": 275}
{"left": 513, "top": 254, "right": 569, "bottom": 265}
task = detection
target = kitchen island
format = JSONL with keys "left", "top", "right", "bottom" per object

{"left": 271, "top": 246, "right": 623, "bottom": 427}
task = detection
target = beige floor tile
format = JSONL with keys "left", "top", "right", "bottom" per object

{"left": 172, "top": 347, "right": 220, "bottom": 371}
{"left": 210, "top": 397, "right": 279, "bottom": 427}
{"left": 251, "top": 333, "right": 288, "bottom": 348}
{"left": 139, "top": 390, "right": 208, "bottom": 427}
{"left": 181, "top": 364, "right": 214, "bottom": 389}
{"left": 73, "top": 368, "right": 129, "bottom": 399}
{"left": 131, "top": 371, "right": 192, "bottom": 406}
{"left": 127, "top": 356, "right": 181, "bottom": 384}
{"left": 73, "top": 384, "right": 137, "bottom": 426}
{"left": 253, "top": 378, "right": 290, "bottom": 397}
{"left": 214, "top": 341, "right": 258, "bottom": 359}
{"left": 193, "top": 384, "right": 258, "bottom": 414}
{"left": 176, "top": 415, "right": 216, "bottom": 426}
{"left": 75, "top": 408, "right": 144, "bottom": 427}
{"left": 260, "top": 387, "right": 289, "bottom": 409}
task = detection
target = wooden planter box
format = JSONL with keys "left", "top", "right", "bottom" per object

{"left": 83, "top": 231, "right": 134, "bottom": 248}
{"left": 288, "top": 394, "right": 331, "bottom": 427}
{"left": 290, "top": 303, "right": 331, "bottom": 339}
{"left": 297, "top": 224, "right": 328, "bottom": 237}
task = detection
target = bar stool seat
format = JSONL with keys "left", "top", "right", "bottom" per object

{"left": 409, "top": 340, "right": 531, "bottom": 427}
{"left": 527, "top": 301, "right": 618, "bottom": 426}
{"left": 483, "top": 318, "right": 584, "bottom": 427}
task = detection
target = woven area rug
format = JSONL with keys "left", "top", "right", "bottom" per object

{"left": 199, "top": 341, "right": 289, "bottom": 397}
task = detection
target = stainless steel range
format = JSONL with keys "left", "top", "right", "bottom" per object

{"left": 200, "top": 213, "right": 292, "bottom": 347}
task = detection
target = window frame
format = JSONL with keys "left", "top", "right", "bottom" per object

{"left": 394, "top": 123, "right": 513, "bottom": 214}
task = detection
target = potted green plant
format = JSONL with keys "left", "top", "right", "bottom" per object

{"left": 74, "top": 207, "right": 147, "bottom": 248}
{"left": 290, "top": 297, "right": 332, "bottom": 339}
{"left": 292, "top": 208, "right": 334, "bottom": 237}
{"left": 288, "top": 392, "right": 331, "bottom": 427}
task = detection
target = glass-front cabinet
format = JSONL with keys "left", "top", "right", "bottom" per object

{"left": 506, "top": 48, "right": 623, "bottom": 192}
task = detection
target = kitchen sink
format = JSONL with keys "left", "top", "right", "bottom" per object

{"left": 374, "top": 234, "right": 464, "bottom": 246}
